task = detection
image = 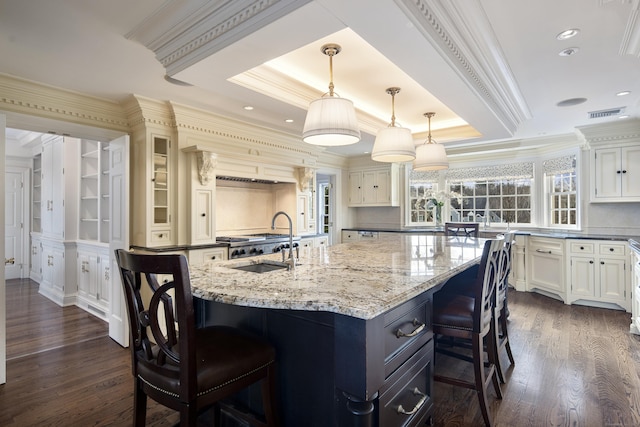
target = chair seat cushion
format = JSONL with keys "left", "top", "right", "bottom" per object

{"left": 138, "top": 325, "right": 275, "bottom": 400}
{"left": 433, "top": 292, "right": 475, "bottom": 331}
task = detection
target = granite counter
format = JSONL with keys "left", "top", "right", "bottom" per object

{"left": 189, "top": 234, "right": 485, "bottom": 320}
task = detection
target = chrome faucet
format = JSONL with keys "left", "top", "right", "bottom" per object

{"left": 271, "top": 211, "right": 296, "bottom": 270}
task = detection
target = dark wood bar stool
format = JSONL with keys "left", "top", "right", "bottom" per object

{"left": 432, "top": 238, "right": 504, "bottom": 427}
{"left": 114, "top": 250, "right": 279, "bottom": 427}
{"left": 444, "top": 222, "right": 480, "bottom": 237}
{"left": 494, "top": 232, "right": 515, "bottom": 383}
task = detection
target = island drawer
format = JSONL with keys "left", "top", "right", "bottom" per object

{"left": 598, "top": 242, "right": 626, "bottom": 256}
{"left": 379, "top": 341, "right": 433, "bottom": 427}
{"left": 384, "top": 295, "right": 432, "bottom": 378}
{"left": 568, "top": 241, "right": 595, "bottom": 254}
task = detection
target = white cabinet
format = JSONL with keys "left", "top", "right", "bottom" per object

{"left": 592, "top": 145, "right": 640, "bottom": 202}
{"left": 348, "top": 164, "right": 399, "bottom": 207}
{"left": 29, "top": 234, "right": 42, "bottom": 283}
{"left": 41, "top": 136, "right": 65, "bottom": 239}
{"left": 567, "top": 240, "right": 628, "bottom": 310}
{"left": 630, "top": 247, "right": 640, "bottom": 334}
{"left": 76, "top": 243, "right": 110, "bottom": 320}
{"left": 40, "top": 239, "right": 70, "bottom": 305}
{"left": 342, "top": 230, "right": 378, "bottom": 243}
{"left": 526, "top": 236, "right": 566, "bottom": 302}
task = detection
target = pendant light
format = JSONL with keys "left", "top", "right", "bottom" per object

{"left": 413, "top": 112, "right": 449, "bottom": 171}
{"left": 371, "top": 87, "right": 416, "bottom": 162}
{"left": 302, "top": 44, "right": 361, "bottom": 146}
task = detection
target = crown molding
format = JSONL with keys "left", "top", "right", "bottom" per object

{"left": 0, "top": 73, "right": 129, "bottom": 133}
{"left": 395, "top": 0, "right": 530, "bottom": 134}
{"left": 619, "top": 0, "right": 640, "bottom": 57}
{"left": 127, "top": 0, "right": 312, "bottom": 76}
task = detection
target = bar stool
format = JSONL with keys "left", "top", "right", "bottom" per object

{"left": 494, "top": 232, "right": 515, "bottom": 383}
{"left": 114, "top": 249, "right": 279, "bottom": 427}
{"left": 432, "top": 238, "right": 504, "bottom": 427}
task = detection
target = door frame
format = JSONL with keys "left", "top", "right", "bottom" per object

{"left": 1, "top": 113, "right": 7, "bottom": 384}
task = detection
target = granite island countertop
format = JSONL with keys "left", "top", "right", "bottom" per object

{"left": 189, "top": 234, "right": 486, "bottom": 320}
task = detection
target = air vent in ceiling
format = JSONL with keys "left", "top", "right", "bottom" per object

{"left": 588, "top": 107, "right": 625, "bottom": 119}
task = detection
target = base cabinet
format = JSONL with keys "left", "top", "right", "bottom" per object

{"left": 29, "top": 234, "right": 42, "bottom": 283}
{"left": 568, "top": 240, "right": 628, "bottom": 310}
{"left": 526, "top": 237, "right": 566, "bottom": 302}
{"left": 630, "top": 248, "right": 640, "bottom": 334}
{"left": 39, "top": 238, "right": 75, "bottom": 306}
{"left": 76, "top": 243, "right": 110, "bottom": 320}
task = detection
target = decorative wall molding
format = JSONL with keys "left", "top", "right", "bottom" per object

{"left": 296, "top": 167, "right": 315, "bottom": 191}
{"left": 182, "top": 146, "right": 218, "bottom": 185}
{"left": 576, "top": 118, "right": 640, "bottom": 146}
{"left": 619, "top": 0, "right": 640, "bottom": 57}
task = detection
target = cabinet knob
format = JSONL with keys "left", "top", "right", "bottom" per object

{"left": 623, "top": 170, "right": 627, "bottom": 173}
{"left": 617, "top": 170, "right": 622, "bottom": 174}
{"left": 580, "top": 246, "right": 584, "bottom": 250}
{"left": 590, "top": 260, "right": 594, "bottom": 264}
{"left": 609, "top": 247, "right": 614, "bottom": 252}
{"left": 601, "top": 261, "right": 605, "bottom": 265}
{"left": 211, "top": 256, "right": 216, "bottom": 260}
{"left": 201, "top": 213, "right": 206, "bottom": 217}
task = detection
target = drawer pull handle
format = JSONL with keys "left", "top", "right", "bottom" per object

{"left": 535, "top": 249, "right": 552, "bottom": 254}
{"left": 396, "top": 387, "right": 427, "bottom": 416}
{"left": 396, "top": 318, "right": 425, "bottom": 338}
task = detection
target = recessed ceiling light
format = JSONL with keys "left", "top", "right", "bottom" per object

{"left": 557, "top": 97, "right": 587, "bottom": 107}
{"left": 559, "top": 47, "right": 579, "bottom": 56}
{"left": 243, "top": 106, "right": 254, "bottom": 111}
{"left": 284, "top": 119, "right": 294, "bottom": 123}
{"left": 616, "top": 91, "right": 631, "bottom": 97}
{"left": 556, "top": 28, "right": 580, "bottom": 41}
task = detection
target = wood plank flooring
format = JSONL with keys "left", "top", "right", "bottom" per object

{"left": 2, "top": 278, "right": 640, "bottom": 426}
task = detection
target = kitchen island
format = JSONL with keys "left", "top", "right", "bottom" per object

{"left": 189, "top": 234, "right": 486, "bottom": 426}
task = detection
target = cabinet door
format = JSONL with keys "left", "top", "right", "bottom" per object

{"left": 570, "top": 257, "right": 596, "bottom": 298}
{"left": 297, "top": 194, "right": 309, "bottom": 234}
{"left": 594, "top": 148, "right": 621, "bottom": 199}
{"left": 98, "top": 255, "right": 110, "bottom": 307}
{"left": 362, "top": 171, "right": 377, "bottom": 204}
{"left": 78, "top": 251, "right": 98, "bottom": 301}
{"left": 152, "top": 136, "right": 170, "bottom": 228}
{"left": 599, "top": 258, "right": 626, "bottom": 302}
{"left": 374, "top": 170, "right": 391, "bottom": 203}
{"left": 50, "top": 245, "right": 66, "bottom": 294}
{"left": 621, "top": 146, "right": 640, "bottom": 197}
{"left": 193, "top": 188, "right": 213, "bottom": 243}
{"left": 528, "top": 250, "right": 564, "bottom": 295}
{"left": 348, "top": 171, "right": 363, "bottom": 205}
{"left": 50, "top": 139, "right": 65, "bottom": 239}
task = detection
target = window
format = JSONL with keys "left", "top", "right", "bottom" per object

{"left": 449, "top": 179, "right": 532, "bottom": 225}
{"left": 544, "top": 155, "right": 577, "bottom": 227}
{"left": 446, "top": 162, "right": 534, "bottom": 226}
{"left": 407, "top": 170, "right": 440, "bottom": 225}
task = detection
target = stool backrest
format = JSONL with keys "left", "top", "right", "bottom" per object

{"left": 114, "top": 249, "right": 198, "bottom": 401}
{"left": 445, "top": 222, "right": 479, "bottom": 237}
{"left": 474, "top": 237, "right": 504, "bottom": 333}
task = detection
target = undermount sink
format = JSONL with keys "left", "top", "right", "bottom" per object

{"left": 231, "top": 261, "right": 290, "bottom": 274}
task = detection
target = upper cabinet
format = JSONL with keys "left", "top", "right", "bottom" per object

{"left": 590, "top": 143, "right": 640, "bottom": 202}
{"left": 32, "top": 153, "right": 42, "bottom": 233}
{"left": 348, "top": 164, "right": 399, "bottom": 207}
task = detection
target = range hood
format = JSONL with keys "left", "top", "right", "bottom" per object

{"left": 216, "top": 176, "right": 284, "bottom": 185}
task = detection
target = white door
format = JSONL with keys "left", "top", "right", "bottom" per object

{"left": 5, "top": 168, "right": 25, "bottom": 279}
{"left": 108, "top": 135, "right": 130, "bottom": 347}
{"left": 1, "top": 113, "right": 7, "bottom": 384}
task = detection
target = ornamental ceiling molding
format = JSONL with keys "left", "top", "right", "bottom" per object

{"left": 576, "top": 118, "right": 640, "bottom": 146}
{"left": 619, "top": 0, "right": 640, "bottom": 57}
{"left": 395, "top": 0, "right": 530, "bottom": 134}
{"left": 0, "top": 73, "right": 129, "bottom": 132}
{"left": 127, "top": 0, "right": 311, "bottom": 76}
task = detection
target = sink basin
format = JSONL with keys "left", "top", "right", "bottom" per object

{"left": 231, "top": 261, "right": 290, "bottom": 273}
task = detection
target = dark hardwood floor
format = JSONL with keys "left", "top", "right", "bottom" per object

{"left": 2, "top": 278, "right": 640, "bottom": 426}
